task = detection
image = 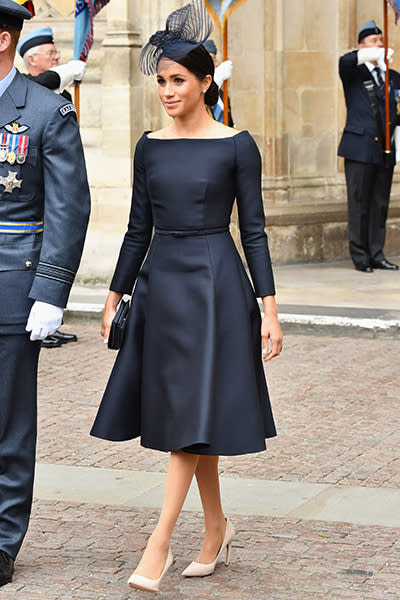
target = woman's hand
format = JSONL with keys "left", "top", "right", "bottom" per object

{"left": 101, "top": 290, "right": 123, "bottom": 344}
{"left": 261, "top": 295, "right": 283, "bottom": 362}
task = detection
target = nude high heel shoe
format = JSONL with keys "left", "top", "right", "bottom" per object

{"left": 128, "top": 549, "right": 173, "bottom": 594}
{"left": 181, "top": 518, "right": 235, "bottom": 577}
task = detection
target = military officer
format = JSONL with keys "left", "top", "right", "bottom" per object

{"left": 338, "top": 21, "right": 400, "bottom": 272}
{"left": 0, "top": 0, "right": 90, "bottom": 586}
{"left": 18, "top": 25, "right": 86, "bottom": 346}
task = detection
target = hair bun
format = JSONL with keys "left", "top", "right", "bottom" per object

{"left": 205, "top": 81, "right": 219, "bottom": 107}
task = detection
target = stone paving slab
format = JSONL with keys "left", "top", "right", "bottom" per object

{"left": 33, "top": 463, "right": 400, "bottom": 527}
{"left": 37, "top": 324, "right": 400, "bottom": 489}
{"left": 1, "top": 503, "right": 399, "bottom": 600}
{"left": 271, "top": 257, "right": 400, "bottom": 311}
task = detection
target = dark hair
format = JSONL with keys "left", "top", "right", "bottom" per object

{"left": 175, "top": 44, "right": 219, "bottom": 106}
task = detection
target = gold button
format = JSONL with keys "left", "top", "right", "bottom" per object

{"left": 375, "top": 137, "right": 379, "bottom": 141}
{"left": 25, "top": 260, "right": 32, "bottom": 268}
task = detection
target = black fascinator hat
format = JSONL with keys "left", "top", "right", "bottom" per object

{"left": 140, "top": 0, "right": 213, "bottom": 75}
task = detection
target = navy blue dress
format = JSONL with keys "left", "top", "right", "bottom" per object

{"left": 91, "top": 131, "right": 277, "bottom": 455}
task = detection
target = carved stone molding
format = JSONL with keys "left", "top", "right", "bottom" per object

{"left": 102, "top": 30, "right": 141, "bottom": 48}
{"left": 34, "top": 0, "right": 76, "bottom": 18}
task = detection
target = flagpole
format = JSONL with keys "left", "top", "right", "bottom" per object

{"left": 222, "top": 19, "right": 229, "bottom": 125}
{"left": 73, "top": 0, "right": 81, "bottom": 122}
{"left": 383, "top": 0, "right": 391, "bottom": 155}
{"left": 74, "top": 82, "right": 80, "bottom": 122}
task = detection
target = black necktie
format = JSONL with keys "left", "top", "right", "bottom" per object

{"left": 374, "top": 66, "right": 384, "bottom": 88}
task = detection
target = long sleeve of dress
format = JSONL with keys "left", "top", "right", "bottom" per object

{"left": 110, "top": 135, "right": 153, "bottom": 294}
{"left": 234, "top": 132, "right": 275, "bottom": 298}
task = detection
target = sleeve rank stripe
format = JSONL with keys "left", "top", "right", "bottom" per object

{"left": 36, "top": 263, "right": 75, "bottom": 284}
{"left": 37, "top": 261, "right": 75, "bottom": 275}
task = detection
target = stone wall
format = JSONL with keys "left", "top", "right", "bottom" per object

{"left": 15, "top": 0, "right": 400, "bottom": 282}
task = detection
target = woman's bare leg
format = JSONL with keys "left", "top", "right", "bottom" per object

{"left": 133, "top": 450, "right": 199, "bottom": 578}
{"left": 193, "top": 455, "right": 226, "bottom": 563}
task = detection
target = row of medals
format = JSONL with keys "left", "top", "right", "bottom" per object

{"left": 0, "top": 147, "right": 26, "bottom": 165}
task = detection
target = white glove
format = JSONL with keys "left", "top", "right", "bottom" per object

{"left": 214, "top": 60, "right": 232, "bottom": 88}
{"left": 357, "top": 47, "right": 393, "bottom": 70}
{"left": 357, "top": 47, "right": 385, "bottom": 65}
{"left": 50, "top": 60, "right": 86, "bottom": 91}
{"left": 377, "top": 47, "right": 394, "bottom": 71}
{"left": 26, "top": 301, "right": 64, "bottom": 341}
{"left": 393, "top": 126, "right": 400, "bottom": 164}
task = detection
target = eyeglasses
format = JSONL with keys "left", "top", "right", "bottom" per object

{"left": 33, "top": 50, "right": 60, "bottom": 58}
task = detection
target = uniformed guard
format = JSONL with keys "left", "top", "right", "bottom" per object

{"left": 338, "top": 21, "right": 400, "bottom": 272}
{"left": 203, "top": 39, "right": 234, "bottom": 126}
{"left": 0, "top": 0, "right": 90, "bottom": 586}
{"left": 17, "top": 26, "right": 86, "bottom": 103}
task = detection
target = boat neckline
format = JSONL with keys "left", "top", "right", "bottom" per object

{"left": 144, "top": 130, "right": 248, "bottom": 141}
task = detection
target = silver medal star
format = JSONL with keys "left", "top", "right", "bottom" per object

{"left": 0, "top": 171, "right": 23, "bottom": 193}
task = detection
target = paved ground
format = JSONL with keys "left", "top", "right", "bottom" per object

{"left": 1, "top": 257, "right": 400, "bottom": 599}
{"left": 1, "top": 319, "right": 399, "bottom": 599}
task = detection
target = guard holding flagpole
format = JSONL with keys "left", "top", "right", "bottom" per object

{"left": 338, "top": 20, "right": 400, "bottom": 272}
{"left": 204, "top": 0, "right": 248, "bottom": 124}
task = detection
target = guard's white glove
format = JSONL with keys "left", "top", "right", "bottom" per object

{"left": 214, "top": 60, "right": 232, "bottom": 88}
{"left": 50, "top": 60, "right": 86, "bottom": 91}
{"left": 377, "top": 47, "right": 394, "bottom": 71}
{"left": 393, "top": 126, "right": 400, "bottom": 163}
{"left": 26, "top": 301, "right": 64, "bottom": 341}
{"left": 357, "top": 47, "right": 393, "bottom": 70}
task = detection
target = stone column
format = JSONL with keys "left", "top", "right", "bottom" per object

{"left": 80, "top": 0, "right": 143, "bottom": 280}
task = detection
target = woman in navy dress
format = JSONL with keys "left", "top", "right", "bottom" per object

{"left": 91, "top": 0, "right": 282, "bottom": 593}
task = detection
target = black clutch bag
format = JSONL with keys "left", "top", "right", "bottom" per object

{"left": 108, "top": 299, "right": 130, "bottom": 350}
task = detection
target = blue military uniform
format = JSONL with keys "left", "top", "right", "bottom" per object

{"left": 338, "top": 33, "right": 400, "bottom": 269}
{"left": 0, "top": 64, "right": 90, "bottom": 574}
{"left": 338, "top": 51, "right": 400, "bottom": 165}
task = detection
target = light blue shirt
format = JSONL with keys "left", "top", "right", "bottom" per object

{"left": 0, "top": 66, "right": 17, "bottom": 98}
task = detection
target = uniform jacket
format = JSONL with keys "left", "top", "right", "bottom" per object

{"left": 338, "top": 50, "right": 400, "bottom": 165}
{"left": 0, "top": 70, "right": 90, "bottom": 333}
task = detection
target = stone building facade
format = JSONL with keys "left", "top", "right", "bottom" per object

{"left": 16, "top": 0, "right": 400, "bottom": 282}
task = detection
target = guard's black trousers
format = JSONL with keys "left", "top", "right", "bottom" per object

{"left": 344, "top": 159, "right": 394, "bottom": 267}
{"left": 0, "top": 335, "right": 41, "bottom": 559}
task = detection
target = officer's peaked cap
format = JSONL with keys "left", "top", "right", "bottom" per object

{"left": 0, "top": 0, "right": 31, "bottom": 31}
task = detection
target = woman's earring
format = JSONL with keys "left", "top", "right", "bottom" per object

{"left": 203, "top": 89, "right": 207, "bottom": 94}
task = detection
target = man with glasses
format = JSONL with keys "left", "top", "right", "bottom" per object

{"left": 17, "top": 26, "right": 85, "bottom": 102}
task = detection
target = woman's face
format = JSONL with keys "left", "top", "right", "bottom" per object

{"left": 156, "top": 58, "right": 210, "bottom": 118}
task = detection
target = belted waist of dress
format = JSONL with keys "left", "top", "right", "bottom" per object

{"left": 0, "top": 220, "right": 44, "bottom": 234}
{"left": 154, "top": 226, "right": 229, "bottom": 238}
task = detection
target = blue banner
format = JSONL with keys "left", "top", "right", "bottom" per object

{"left": 74, "top": 0, "right": 109, "bottom": 61}
{"left": 388, "top": 0, "right": 400, "bottom": 23}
